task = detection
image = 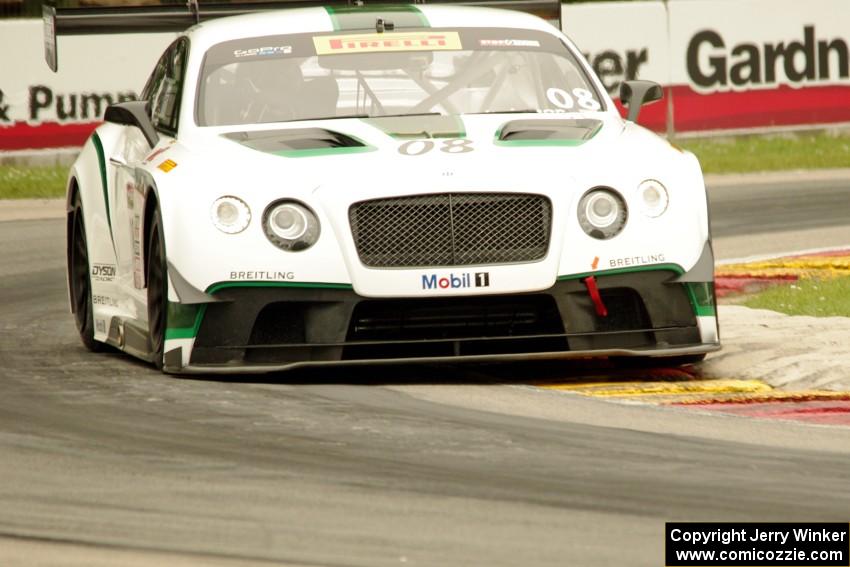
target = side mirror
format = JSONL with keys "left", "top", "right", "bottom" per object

{"left": 619, "top": 80, "right": 663, "bottom": 124}
{"left": 104, "top": 101, "right": 159, "bottom": 148}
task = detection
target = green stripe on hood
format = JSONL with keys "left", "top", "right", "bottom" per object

{"left": 325, "top": 5, "right": 429, "bottom": 31}
{"left": 362, "top": 115, "right": 466, "bottom": 139}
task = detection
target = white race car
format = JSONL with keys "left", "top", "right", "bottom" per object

{"left": 49, "top": 0, "right": 719, "bottom": 373}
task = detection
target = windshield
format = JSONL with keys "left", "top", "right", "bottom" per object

{"left": 197, "top": 28, "right": 604, "bottom": 126}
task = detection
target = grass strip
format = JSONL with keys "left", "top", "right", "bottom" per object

{"left": 679, "top": 132, "right": 850, "bottom": 174}
{"left": 743, "top": 276, "right": 850, "bottom": 317}
{"left": 0, "top": 165, "right": 67, "bottom": 199}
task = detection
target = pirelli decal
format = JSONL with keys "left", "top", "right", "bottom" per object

{"left": 314, "top": 31, "right": 462, "bottom": 55}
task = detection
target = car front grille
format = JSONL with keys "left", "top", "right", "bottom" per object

{"left": 349, "top": 192, "right": 552, "bottom": 268}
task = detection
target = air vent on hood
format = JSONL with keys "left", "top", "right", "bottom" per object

{"left": 223, "top": 128, "right": 373, "bottom": 156}
{"left": 496, "top": 119, "right": 603, "bottom": 145}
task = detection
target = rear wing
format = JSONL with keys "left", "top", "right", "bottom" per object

{"left": 43, "top": 0, "right": 562, "bottom": 72}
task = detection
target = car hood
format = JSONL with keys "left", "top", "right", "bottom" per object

{"left": 180, "top": 112, "right": 682, "bottom": 201}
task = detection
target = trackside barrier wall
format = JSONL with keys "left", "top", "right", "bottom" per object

{"left": 665, "top": 0, "right": 850, "bottom": 132}
{"left": 0, "top": 20, "right": 174, "bottom": 152}
{"left": 562, "top": 0, "right": 850, "bottom": 134}
{"left": 1, "top": 0, "right": 849, "bottom": 151}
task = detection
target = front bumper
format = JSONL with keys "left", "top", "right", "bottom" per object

{"left": 163, "top": 268, "right": 720, "bottom": 373}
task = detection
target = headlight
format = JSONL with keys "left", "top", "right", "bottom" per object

{"left": 638, "top": 179, "right": 669, "bottom": 218}
{"left": 578, "top": 188, "right": 627, "bottom": 240}
{"left": 263, "top": 200, "right": 320, "bottom": 251}
{"left": 211, "top": 196, "right": 251, "bottom": 234}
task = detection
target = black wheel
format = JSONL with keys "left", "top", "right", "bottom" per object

{"left": 68, "top": 192, "right": 103, "bottom": 352}
{"left": 146, "top": 207, "right": 167, "bottom": 370}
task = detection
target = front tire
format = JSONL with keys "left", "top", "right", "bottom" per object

{"left": 68, "top": 192, "right": 103, "bottom": 352}
{"left": 146, "top": 207, "right": 167, "bottom": 370}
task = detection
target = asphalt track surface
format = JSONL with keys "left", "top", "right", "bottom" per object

{"left": 2, "top": 179, "right": 850, "bottom": 566}
{"left": 710, "top": 176, "right": 850, "bottom": 237}
{"left": 709, "top": 172, "right": 850, "bottom": 259}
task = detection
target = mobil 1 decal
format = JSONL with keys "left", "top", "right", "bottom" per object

{"left": 421, "top": 271, "right": 490, "bottom": 290}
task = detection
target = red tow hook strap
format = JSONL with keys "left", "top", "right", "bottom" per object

{"left": 583, "top": 276, "right": 608, "bottom": 317}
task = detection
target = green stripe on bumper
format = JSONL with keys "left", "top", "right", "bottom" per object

{"left": 206, "top": 281, "right": 355, "bottom": 295}
{"left": 165, "top": 302, "right": 207, "bottom": 341}
{"left": 685, "top": 282, "right": 717, "bottom": 317}
{"left": 557, "top": 264, "right": 685, "bottom": 281}
{"left": 164, "top": 282, "right": 355, "bottom": 340}
{"left": 558, "top": 266, "right": 716, "bottom": 319}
